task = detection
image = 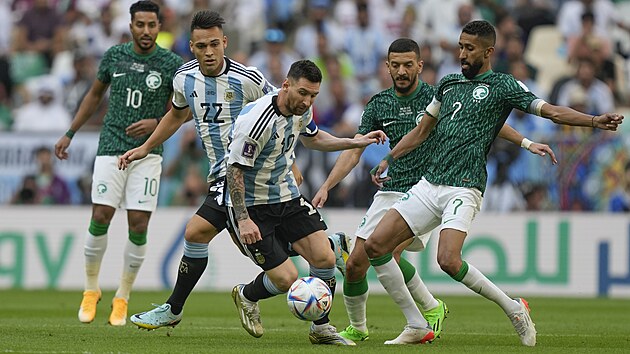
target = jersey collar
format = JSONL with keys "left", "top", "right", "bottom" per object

{"left": 472, "top": 69, "right": 493, "bottom": 80}
{"left": 272, "top": 95, "right": 292, "bottom": 117}
{"left": 394, "top": 80, "right": 425, "bottom": 102}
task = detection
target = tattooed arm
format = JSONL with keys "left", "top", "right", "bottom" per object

{"left": 227, "top": 164, "right": 262, "bottom": 244}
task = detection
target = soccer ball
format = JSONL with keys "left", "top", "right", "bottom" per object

{"left": 287, "top": 276, "right": 332, "bottom": 321}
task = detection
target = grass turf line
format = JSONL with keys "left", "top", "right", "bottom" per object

{"left": 1, "top": 290, "right": 629, "bottom": 353}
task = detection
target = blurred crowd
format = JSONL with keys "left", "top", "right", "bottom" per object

{"left": 4, "top": 0, "right": 630, "bottom": 212}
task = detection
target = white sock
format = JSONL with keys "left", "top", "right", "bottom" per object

{"left": 406, "top": 274, "right": 439, "bottom": 311}
{"left": 114, "top": 240, "right": 146, "bottom": 300}
{"left": 84, "top": 232, "right": 107, "bottom": 291}
{"left": 373, "top": 257, "right": 427, "bottom": 328}
{"left": 344, "top": 293, "right": 369, "bottom": 332}
{"left": 460, "top": 262, "right": 520, "bottom": 314}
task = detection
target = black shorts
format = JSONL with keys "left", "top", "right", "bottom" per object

{"left": 227, "top": 195, "right": 327, "bottom": 270}
{"left": 195, "top": 178, "right": 228, "bottom": 231}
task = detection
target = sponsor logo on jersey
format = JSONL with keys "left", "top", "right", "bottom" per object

{"left": 189, "top": 90, "right": 198, "bottom": 98}
{"left": 242, "top": 142, "right": 256, "bottom": 158}
{"left": 224, "top": 89, "right": 235, "bottom": 102}
{"left": 130, "top": 63, "right": 145, "bottom": 72}
{"left": 472, "top": 85, "right": 489, "bottom": 100}
{"left": 146, "top": 71, "right": 163, "bottom": 90}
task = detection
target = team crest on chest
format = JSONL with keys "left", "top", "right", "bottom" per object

{"left": 224, "top": 88, "right": 235, "bottom": 102}
{"left": 145, "top": 71, "right": 163, "bottom": 90}
{"left": 472, "top": 85, "right": 489, "bottom": 100}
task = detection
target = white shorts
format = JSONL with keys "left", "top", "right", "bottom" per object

{"left": 393, "top": 177, "right": 482, "bottom": 236}
{"left": 355, "top": 190, "right": 432, "bottom": 252}
{"left": 91, "top": 154, "right": 163, "bottom": 212}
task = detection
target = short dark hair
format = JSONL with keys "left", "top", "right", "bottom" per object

{"left": 191, "top": 10, "right": 225, "bottom": 32}
{"left": 388, "top": 38, "right": 420, "bottom": 59}
{"left": 287, "top": 60, "right": 322, "bottom": 83}
{"left": 130, "top": 1, "right": 159, "bottom": 20}
{"left": 462, "top": 20, "right": 496, "bottom": 46}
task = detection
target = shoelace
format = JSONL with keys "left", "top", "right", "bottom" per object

{"left": 150, "top": 303, "right": 169, "bottom": 313}
{"left": 244, "top": 302, "right": 260, "bottom": 322}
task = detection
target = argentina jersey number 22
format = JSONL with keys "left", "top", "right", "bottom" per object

{"left": 201, "top": 102, "right": 224, "bottom": 123}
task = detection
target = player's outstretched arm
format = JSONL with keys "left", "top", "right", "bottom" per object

{"left": 312, "top": 136, "right": 366, "bottom": 208}
{"left": 497, "top": 124, "right": 557, "bottom": 164}
{"left": 300, "top": 129, "right": 387, "bottom": 151}
{"left": 118, "top": 107, "right": 190, "bottom": 170}
{"left": 54, "top": 79, "right": 109, "bottom": 160}
{"left": 540, "top": 103, "right": 624, "bottom": 130}
{"left": 226, "top": 163, "right": 261, "bottom": 245}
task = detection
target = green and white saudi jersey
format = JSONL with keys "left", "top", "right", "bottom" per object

{"left": 96, "top": 42, "right": 183, "bottom": 156}
{"left": 424, "top": 70, "right": 543, "bottom": 193}
{"left": 357, "top": 82, "right": 435, "bottom": 192}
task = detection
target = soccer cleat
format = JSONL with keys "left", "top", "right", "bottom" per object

{"left": 309, "top": 324, "right": 356, "bottom": 345}
{"left": 384, "top": 325, "right": 435, "bottom": 344}
{"left": 108, "top": 297, "right": 128, "bottom": 326}
{"left": 328, "top": 232, "right": 349, "bottom": 277}
{"left": 508, "top": 298, "right": 536, "bottom": 346}
{"left": 422, "top": 298, "right": 448, "bottom": 340}
{"left": 130, "top": 303, "right": 182, "bottom": 330}
{"left": 78, "top": 290, "right": 101, "bottom": 323}
{"left": 339, "top": 325, "right": 369, "bottom": 341}
{"left": 232, "top": 284, "right": 263, "bottom": 338}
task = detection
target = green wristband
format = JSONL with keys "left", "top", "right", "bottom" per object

{"left": 384, "top": 153, "right": 394, "bottom": 164}
{"left": 65, "top": 129, "right": 75, "bottom": 139}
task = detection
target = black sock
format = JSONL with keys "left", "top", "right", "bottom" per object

{"left": 243, "top": 272, "right": 275, "bottom": 302}
{"left": 313, "top": 276, "right": 336, "bottom": 325}
{"left": 166, "top": 256, "right": 207, "bottom": 315}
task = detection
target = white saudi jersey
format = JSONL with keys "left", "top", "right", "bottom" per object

{"left": 227, "top": 94, "right": 318, "bottom": 206}
{"left": 172, "top": 57, "right": 274, "bottom": 183}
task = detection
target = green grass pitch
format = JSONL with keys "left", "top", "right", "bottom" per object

{"left": 1, "top": 290, "right": 629, "bottom": 353}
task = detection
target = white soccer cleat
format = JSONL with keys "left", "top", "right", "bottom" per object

{"left": 508, "top": 298, "right": 536, "bottom": 346}
{"left": 309, "top": 323, "right": 356, "bottom": 345}
{"left": 130, "top": 303, "right": 182, "bottom": 330}
{"left": 232, "top": 284, "right": 263, "bottom": 338}
{"left": 384, "top": 325, "right": 434, "bottom": 344}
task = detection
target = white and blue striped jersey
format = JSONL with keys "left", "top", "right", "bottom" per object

{"left": 227, "top": 94, "right": 318, "bottom": 206}
{"left": 172, "top": 57, "right": 274, "bottom": 183}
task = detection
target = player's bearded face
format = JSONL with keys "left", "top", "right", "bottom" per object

{"left": 461, "top": 57, "right": 483, "bottom": 79}
{"left": 459, "top": 33, "right": 492, "bottom": 79}
{"left": 285, "top": 78, "right": 320, "bottom": 116}
{"left": 130, "top": 12, "right": 160, "bottom": 53}
{"left": 387, "top": 52, "right": 420, "bottom": 95}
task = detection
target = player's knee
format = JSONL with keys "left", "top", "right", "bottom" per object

{"left": 274, "top": 269, "right": 298, "bottom": 292}
{"left": 346, "top": 256, "right": 369, "bottom": 281}
{"left": 437, "top": 252, "right": 460, "bottom": 276}
{"left": 91, "top": 207, "right": 114, "bottom": 225}
{"left": 184, "top": 225, "right": 217, "bottom": 243}
{"left": 127, "top": 213, "right": 150, "bottom": 234}
{"left": 364, "top": 238, "right": 384, "bottom": 259}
